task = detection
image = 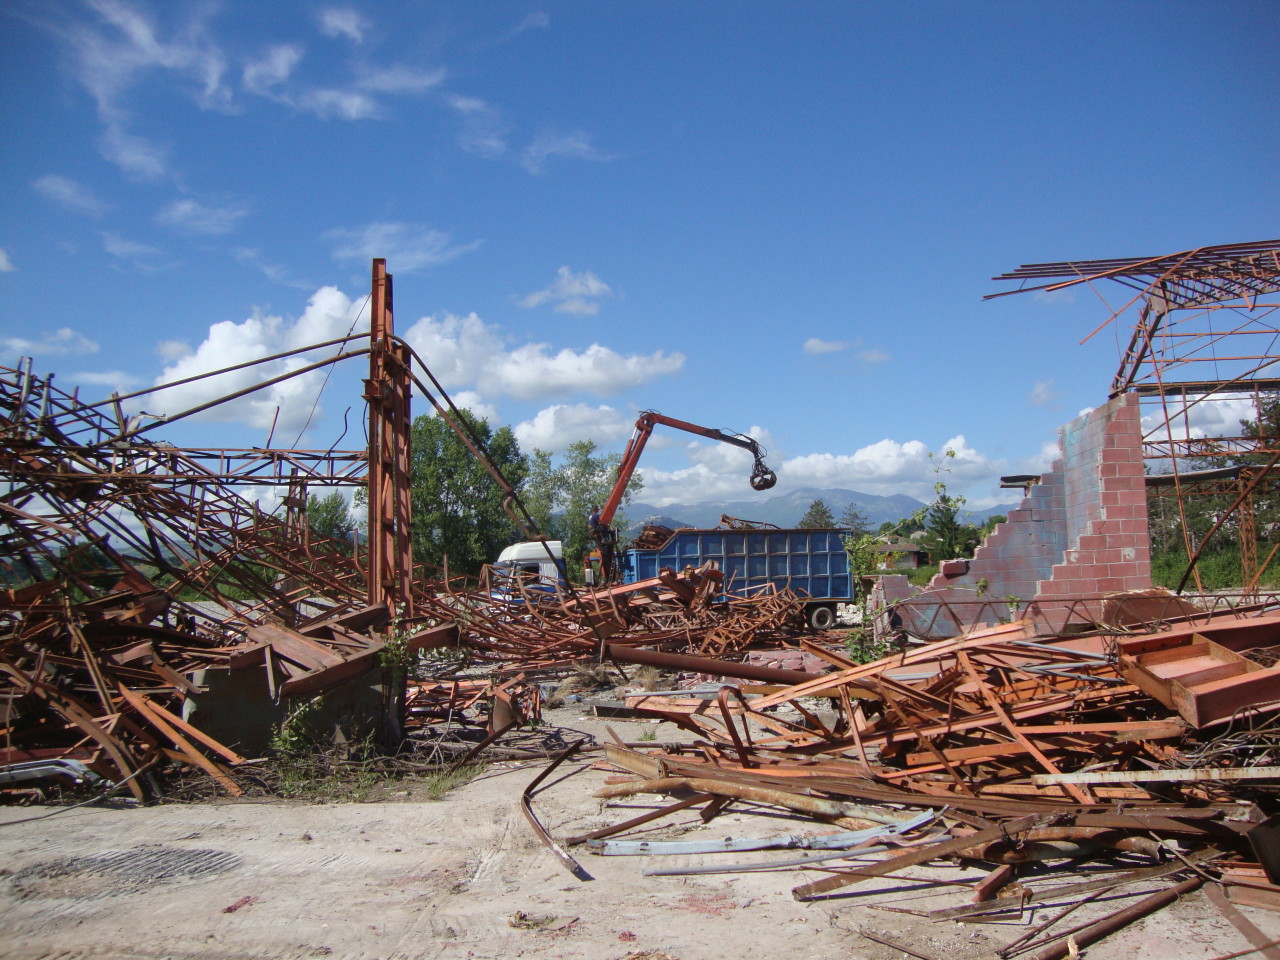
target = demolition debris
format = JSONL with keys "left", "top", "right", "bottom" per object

{"left": 5, "top": 245, "right": 1280, "bottom": 958}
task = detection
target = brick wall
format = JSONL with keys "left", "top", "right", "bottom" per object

{"left": 888, "top": 393, "right": 1151, "bottom": 638}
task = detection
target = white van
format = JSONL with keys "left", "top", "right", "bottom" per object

{"left": 493, "top": 541, "right": 566, "bottom": 592}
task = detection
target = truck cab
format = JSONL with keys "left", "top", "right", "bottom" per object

{"left": 493, "top": 541, "right": 567, "bottom": 593}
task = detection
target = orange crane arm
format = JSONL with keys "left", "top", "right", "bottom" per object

{"left": 597, "top": 411, "right": 777, "bottom": 526}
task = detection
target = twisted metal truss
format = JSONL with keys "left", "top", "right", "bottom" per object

{"left": 991, "top": 240, "right": 1280, "bottom": 594}
{"left": 0, "top": 360, "right": 372, "bottom": 628}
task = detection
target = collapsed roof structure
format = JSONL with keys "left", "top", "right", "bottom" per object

{"left": 879, "top": 240, "right": 1280, "bottom": 640}
{"left": 991, "top": 239, "right": 1280, "bottom": 595}
{"left": 5, "top": 245, "right": 1280, "bottom": 957}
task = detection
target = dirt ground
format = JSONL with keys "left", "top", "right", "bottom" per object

{"left": 0, "top": 707, "right": 1270, "bottom": 960}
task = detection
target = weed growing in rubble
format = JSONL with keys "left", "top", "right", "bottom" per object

{"left": 267, "top": 699, "right": 389, "bottom": 801}
{"left": 842, "top": 627, "right": 893, "bottom": 664}
{"left": 421, "top": 763, "right": 485, "bottom": 800}
{"left": 272, "top": 697, "right": 322, "bottom": 758}
{"left": 633, "top": 665, "right": 665, "bottom": 691}
{"left": 1001, "top": 595, "right": 1024, "bottom": 623}
{"left": 378, "top": 628, "right": 417, "bottom": 682}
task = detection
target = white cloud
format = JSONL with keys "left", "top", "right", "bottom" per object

{"left": 491, "top": 343, "right": 683, "bottom": 400}
{"left": 803, "top": 337, "right": 849, "bottom": 355}
{"left": 54, "top": 1, "right": 232, "bottom": 177}
{"left": 802, "top": 337, "right": 887, "bottom": 363}
{"left": 70, "top": 369, "right": 144, "bottom": 389}
{"left": 232, "top": 247, "right": 310, "bottom": 289}
{"left": 68, "top": 0, "right": 232, "bottom": 115}
{"left": 355, "top": 65, "right": 444, "bottom": 94}
{"left": 518, "top": 267, "right": 613, "bottom": 315}
{"left": 520, "top": 131, "right": 610, "bottom": 174}
{"left": 318, "top": 8, "right": 370, "bottom": 43}
{"left": 400, "top": 311, "right": 685, "bottom": 401}
{"left": 242, "top": 44, "right": 381, "bottom": 120}
{"left": 506, "top": 12, "right": 550, "bottom": 37}
{"left": 399, "top": 311, "right": 502, "bottom": 387}
{"left": 144, "top": 285, "right": 369, "bottom": 433}
{"left": 0, "top": 250, "right": 13, "bottom": 272}
{"left": 328, "top": 222, "right": 481, "bottom": 272}
{"left": 514, "top": 404, "right": 632, "bottom": 452}
{"left": 775, "top": 434, "right": 999, "bottom": 502}
{"left": 1, "top": 326, "right": 99, "bottom": 359}
{"left": 101, "top": 231, "right": 162, "bottom": 269}
{"left": 297, "top": 87, "right": 380, "bottom": 120}
{"left": 448, "top": 390, "right": 500, "bottom": 424}
{"left": 156, "top": 197, "right": 249, "bottom": 235}
{"left": 1140, "top": 392, "right": 1258, "bottom": 444}
{"left": 156, "top": 339, "right": 191, "bottom": 361}
{"left": 1023, "top": 440, "right": 1060, "bottom": 475}
{"left": 447, "top": 94, "right": 489, "bottom": 115}
{"left": 1028, "top": 378, "right": 1059, "bottom": 407}
{"left": 446, "top": 94, "right": 509, "bottom": 158}
{"left": 98, "top": 123, "right": 168, "bottom": 180}
{"left": 634, "top": 426, "right": 779, "bottom": 505}
{"left": 1032, "top": 288, "right": 1078, "bottom": 305}
{"left": 34, "top": 175, "right": 109, "bottom": 217}
{"left": 243, "top": 44, "right": 303, "bottom": 94}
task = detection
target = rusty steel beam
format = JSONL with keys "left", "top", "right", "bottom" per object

{"left": 364, "top": 258, "right": 413, "bottom": 617}
{"left": 603, "top": 643, "right": 819, "bottom": 685}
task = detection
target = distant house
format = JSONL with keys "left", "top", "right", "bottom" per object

{"left": 874, "top": 538, "right": 927, "bottom": 570}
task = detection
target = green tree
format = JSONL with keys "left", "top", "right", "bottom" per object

{"left": 518, "top": 440, "right": 643, "bottom": 580}
{"left": 308, "top": 491, "right": 354, "bottom": 551}
{"left": 405, "top": 411, "right": 529, "bottom": 576}
{"left": 923, "top": 481, "right": 965, "bottom": 561}
{"left": 798, "top": 498, "right": 836, "bottom": 528}
{"left": 521, "top": 448, "right": 558, "bottom": 537}
{"left": 838, "top": 501, "right": 872, "bottom": 537}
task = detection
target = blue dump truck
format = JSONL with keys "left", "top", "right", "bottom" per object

{"left": 620, "top": 526, "right": 853, "bottom": 630}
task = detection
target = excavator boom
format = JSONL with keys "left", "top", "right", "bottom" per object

{"left": 592, "top": 410, "right": 777, "bottom": 582}
{"left": 600, "top": 411, "right": 776, "bottom": 525}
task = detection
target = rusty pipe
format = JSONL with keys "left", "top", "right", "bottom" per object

{"left": 956, "top": 828, "right": 1163, "bottom": 864}
{"left": 593, "top": 776, "right": 902, "bottom": 825}
{"left": 604, "top": 644, "right": 819, "bottom": 685}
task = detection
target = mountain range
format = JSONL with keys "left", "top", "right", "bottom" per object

{"left": 620, "top": 486, "right": 1018, "bottom": 535}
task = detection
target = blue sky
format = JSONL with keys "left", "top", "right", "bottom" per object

{"left": 2, "top": 1, "right": 1278, "bottom": 514}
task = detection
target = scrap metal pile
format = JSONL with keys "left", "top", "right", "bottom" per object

{"left": 0, "top": 361, "right": 811, "bottom": 800}
{"left": 526, "top": 612, "right": 1280, "bottom": 956}
{"left": 0, "top": 362, "right": 436, "bottom": 799}
{"left": 408, "top": 562, "right": 806, "bottom": 669}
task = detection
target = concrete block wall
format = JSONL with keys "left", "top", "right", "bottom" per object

{"left": 1033, "top": 392, "right": 1151, "bottom": 624}
{"left": 887, "top": 393, "right": 1150, "bottom": 637}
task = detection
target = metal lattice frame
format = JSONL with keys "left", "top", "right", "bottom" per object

{"left": 990, "top": 239, "right": 1280, "bottom": 592}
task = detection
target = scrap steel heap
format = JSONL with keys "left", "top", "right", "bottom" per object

{"left": 5, "top": 246, "right": 1280, "bottom": 952}
{"left": 0, "top": 260, "right": 803, "bottom": 802}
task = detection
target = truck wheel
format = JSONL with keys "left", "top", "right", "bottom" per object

{"left": 808, "top": 605, "right": 836, "bottom": 631}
